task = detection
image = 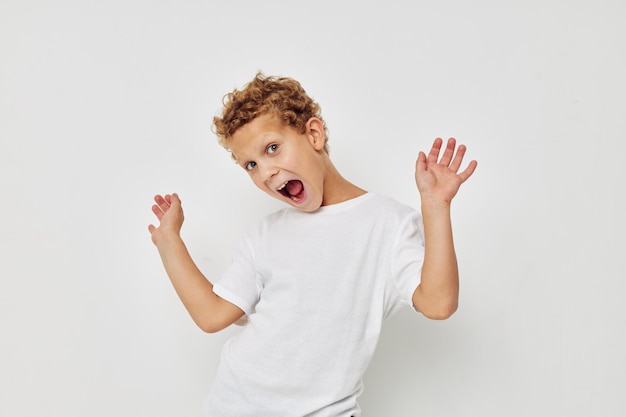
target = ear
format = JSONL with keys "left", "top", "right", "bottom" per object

{"left": 305, "top": 117, "right": 327, "bottom": 151}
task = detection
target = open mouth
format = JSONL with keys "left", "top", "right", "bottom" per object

{"left": 277, "top": 180, "right": 305, "bottom": 202}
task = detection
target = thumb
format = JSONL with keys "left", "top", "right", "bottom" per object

{"left": 170, "top": 193, "right": 184, "bottom": 220}
{"left": 415, "top": 151, "right": 427, "bottom": 171}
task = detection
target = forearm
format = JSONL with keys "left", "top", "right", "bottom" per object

{"left": 413, "top": 200, "right": 459, "bottom": 319}
{"left": 411, "top": 138, "right": 476, "bottom": 318}
{"left": 155, "top": 234, "right": 235, "bottom": 331}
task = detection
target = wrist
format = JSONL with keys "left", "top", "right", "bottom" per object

{"left": 420, "top": 195, "right": 452, "bottom": 213}
{"left": 152, "top": 228, "right": 184, "bottom": 249}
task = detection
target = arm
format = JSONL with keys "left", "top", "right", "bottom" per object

{"left": 148, "top": 193, "right": 244, "bottom": 332}
{"left": 412, "top": 138, "right": 477, "bottom": 320}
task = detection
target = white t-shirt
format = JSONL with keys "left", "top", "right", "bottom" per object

{"left": 207, "top": 193, "right": 424, "bottom": 417}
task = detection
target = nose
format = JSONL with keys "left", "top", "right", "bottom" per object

{"left": 260, "top": 163, "right": 279, "bottom": 183}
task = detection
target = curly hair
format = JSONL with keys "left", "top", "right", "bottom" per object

{"left": 213, "top": 72, "right": 329, "bottom": 154}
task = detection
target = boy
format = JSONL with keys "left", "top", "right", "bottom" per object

{"left": 148, "top": 73, "right": 477, "bottom": 416}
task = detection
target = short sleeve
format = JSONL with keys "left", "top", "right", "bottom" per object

{"left": 212, "top": 235, "right": 262, "bottom": 317}
{"left": 390, "top": 210, "right": 425, "bottom": 310}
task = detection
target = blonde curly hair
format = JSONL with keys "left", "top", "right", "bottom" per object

{"left": 213, "top": 72, "right": 329, "bottom": 154}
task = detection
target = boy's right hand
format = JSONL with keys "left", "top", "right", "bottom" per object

{"left": 148, "top": 193, "right": 184, "bottom": 245}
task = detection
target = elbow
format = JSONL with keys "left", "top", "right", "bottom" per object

{"left": 195, "top": 317, "right": 226, "bottom": 334}
{"left": 422, "top": 301, "right": 458, "bottom": 320}
{"left": 412, "top": 287, "right": 459, "bottom": 320}
{"left": 192, "top": 297, "right": 244, "bottom": 333}
{"left": 199, "top": 324, "right": 221, "bottom": 334}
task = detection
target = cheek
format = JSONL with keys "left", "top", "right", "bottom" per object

{"left": 251, "top": 176, "right": 265, "bottom": 190}
{"left": 250, "top": 175, "right": 274, "bottom": 194}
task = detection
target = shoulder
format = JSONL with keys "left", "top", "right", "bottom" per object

{"left": 366, "top": 195, "right": 424, "bottom": 243}
{"left": 240, "top": 207, "right": 292, "bottom": 240}
{"left": 365, "top": 193, "right": 418, "bottom": 219}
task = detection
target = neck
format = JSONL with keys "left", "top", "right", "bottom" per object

{"left": 321, "top": 161, "right": 367, "bottom": 206}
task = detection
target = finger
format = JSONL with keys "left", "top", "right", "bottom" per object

{"left": 152, "top": 204, "right": 165, "bottom": 220}
{"left": 458, "top": 160, "right": 478, "bottom": 183}
{"left": 148, "top": 224, "right": 156, "bottom": 234}
{"left": 154, "top": 194, "right": 171, "bottom": 212}
{"left": 171, "top": 194, "right": 184, "bottom": 221}
{"left": 449, "top": 144, "right": 467, "bottom": 173}
{"left": 439, "top": 138, "right": 457, "bottom": 166}
{"left": 426, "top": 138, "right": 443, "bottom": 164}
{"left": 415, "top": 151, "right": 427, "bottom": 172}
{"left": 154, "top": 194, "right": 167, "bottom": 205}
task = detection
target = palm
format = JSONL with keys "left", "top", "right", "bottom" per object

{"left": 415, "top": 138, "right": 477, "bottom": 204}
{"left": 148, "top": 193, "right": 185, "bottom": 241}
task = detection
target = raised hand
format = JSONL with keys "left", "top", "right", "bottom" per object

{"left": 415, "top": 138, "right": 477, "bottom": 205}
{"left": 148, "top": 193, "right": 185, "bottom": 244}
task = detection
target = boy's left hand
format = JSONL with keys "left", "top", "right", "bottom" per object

{"left": 415, "top": 138, "right": 477, "bottom": 205}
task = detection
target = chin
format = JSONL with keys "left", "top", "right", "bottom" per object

{"left": 287, "top": 194, "right": 323, "bottom": 212}
{"left": 296, "top": 204, "right": 322, "bottom": 213}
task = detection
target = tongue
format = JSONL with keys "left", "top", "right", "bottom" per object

{"left": 286, "top": 180, "right": 303, "bottom": 197}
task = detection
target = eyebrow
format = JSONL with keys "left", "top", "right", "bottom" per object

{"left": 229, "top": 128, "right": 279, "bottom": 167}
{"left": 226, "top": 148, "right": 239, "bottom": 163}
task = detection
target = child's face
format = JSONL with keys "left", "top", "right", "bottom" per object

{"left": 228, "top": 113, "right": 328, "bottom": 212}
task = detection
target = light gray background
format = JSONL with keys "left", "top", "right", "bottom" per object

{"left": 1, "top": 1, "right": 625, "bottom": 416}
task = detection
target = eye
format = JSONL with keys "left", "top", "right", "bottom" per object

{"left": 267, "top": 143, "right": 279, "bottom": 154}
{"left": 245, "top": 161, "right": 256, "bottom": 171}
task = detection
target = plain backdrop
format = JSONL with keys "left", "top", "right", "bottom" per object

{"left": 1, "top": 1, "right": 625, "bottom": 416}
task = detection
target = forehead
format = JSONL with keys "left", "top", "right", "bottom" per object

{"left": 228, "top": 114, "right": 288, "bottom": 158}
